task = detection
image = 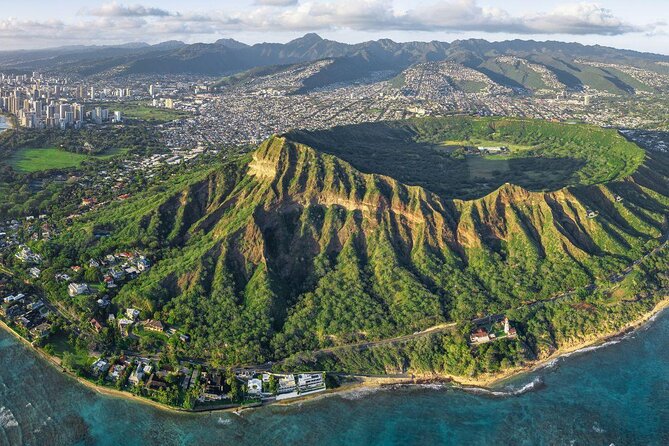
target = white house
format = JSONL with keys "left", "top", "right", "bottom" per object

{"left": 297, "top": 373, "right": 324, "bottom": 390}
{"left": 126, "top": 308, "right": 140, "bottom": 320}
{"left": 68, "top": 283, "right": 89, "bottom": 297}
{"left": 247, "top": 378, "right": 263, "bottom": 395}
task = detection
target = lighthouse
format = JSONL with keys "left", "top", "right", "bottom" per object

{"left": 504, "top": 317, "right": 510, "bottom": 334}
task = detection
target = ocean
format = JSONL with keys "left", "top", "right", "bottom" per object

{"left": 1, "top": 310, "right": 668, "bottom": 446}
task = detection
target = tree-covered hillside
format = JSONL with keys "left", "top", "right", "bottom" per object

{"left": 45, "top": 117, "right": 669, "bottom": 367}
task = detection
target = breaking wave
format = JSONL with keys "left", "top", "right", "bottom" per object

{"left": 539, "top": 358, "right": 560, "bottom": 370}
{"left": 460, "top": 376, "right": 545, "bottom": 397}
{"left": 561, "top": 339, "right": 621, "bottom": 358}
{"left": 217, "top": 417, "right": 232, "bottom": 426}
{"left": 0, "top": 406, "right": 18, "bottom": 429}
{"left": 339, "top": 386, "right": 384, "bottom": 400}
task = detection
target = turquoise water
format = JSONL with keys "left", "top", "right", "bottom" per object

{"left": 1, "top": 311, "right": 668, "bottom": 445}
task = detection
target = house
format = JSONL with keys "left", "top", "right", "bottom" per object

{"left": 126, "top": 308, "right": 140, "bottom": 320}
{"left": 89, "top": 259, "right": 100, "bottom": 268}
{"left": 247, "top": 378, "right": 263, "bottom": 395}
{"left": 92, "top": 358, "right": 110, "bottom": 376}
{"left": 109, "top": 269, "right": 124, "bottom": 281}
{"left": 108, "top": 363, "right": 127, "bottom": 381}
{"left": 103, "top": 276, "right": 116, "bottom": 288}
{"left": 129, "top": 362, "right": 152, "bottom": 386}
{"left": 297, "top": 373, "right": 325, "bottom": 390}
{"left": 3, "top": 293, "right": 25, "bottom": 304}
{"left": 203, "top": 371, "right": 223, "bottom": 396}
{"left": 586, "top": 209, "right": 599, "bottom": 219}
{"left": 277, "top": 374, "right": 297, "bottom": 394}
{"left": 124, "top": 266, "right": 139, "bottom": 278}
{"left": 470, "top": 327, "right": 490, "bottom": 344}
{"left": 146, "top": 374, "right": 168, "bottom": 391}
{"left": 55, "top": 273, "right": 71, "bottom": 282}
{"left": 68, "top": 283, "right": 89, "bottom": 297}
{"left": 144, "top": 319, "right": 164, "bottom": 333}
{"left": 90, "top": 318, "right": 103, "bottom": 332}
{"left": 136, "top": 257, "right": 151, "bottom": 271}
{"left": 15, "top": 246, "right": 42, "bottom": 263}
{"left": 30, "top": 322, "right": 51, "bottom": 339}
{"left": 29, "top": 267, "right": 41, "bottom": 278}
{"left": 118, "top": 318, "right": 134, "bottom": 336}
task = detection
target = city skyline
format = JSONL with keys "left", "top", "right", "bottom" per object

{"left": 0, "top": 0, "right": 667, "bottom": 55}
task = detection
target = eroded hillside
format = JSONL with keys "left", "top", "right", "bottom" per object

{"left": 52, "top": 119, "right": 669, "bottom": 365}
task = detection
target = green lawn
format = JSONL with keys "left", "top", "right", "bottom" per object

{"left": 8, "top": 147, "right": 128, "bottom": 172}
{"left": 441, "top": 139, "right": 534, "bottom": 153}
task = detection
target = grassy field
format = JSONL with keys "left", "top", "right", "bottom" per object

{"left": 441, "top": 139, "right": 534, "bottom": 153}
{"left": 8, "top": 147, "right": 128, "bottom": 172}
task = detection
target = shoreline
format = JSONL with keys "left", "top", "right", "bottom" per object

{"left": 1, "top": 297, "right": 668, "bottom": 415}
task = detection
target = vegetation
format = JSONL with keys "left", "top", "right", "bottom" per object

{"left": 39, "top": 117, "right": 669, "bottom": 373}
{"left": 8, "top": 147, "right": 128, "bottom": 172}
{"left": 288, "top": 117, "right": 645, "bottom": 200}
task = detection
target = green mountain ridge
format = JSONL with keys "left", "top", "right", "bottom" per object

{"left": 51, "top": 118, "right": 669, "bottom": 366}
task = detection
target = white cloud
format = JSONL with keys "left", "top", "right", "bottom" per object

{"left": 523, "top": 3, "right": 642, "bottom": 35}
{"left": 254, "top": 0, "right": 299, "bottom": 6}
{"left": 84, "top": 2, "right": 172, "bottom": 18}
{"left": 0, "top": 1, "right": 658, "bottom": 50}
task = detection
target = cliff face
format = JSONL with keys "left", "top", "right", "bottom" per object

{"left": 103, "top": 133, "right": 668, "bottom": 363}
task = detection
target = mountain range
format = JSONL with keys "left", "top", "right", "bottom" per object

{"left": 2, "top": 35, "right": 669, "bottom": 94}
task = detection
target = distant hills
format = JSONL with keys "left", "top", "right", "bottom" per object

{"left": 2, "top": 35, "right": 668, "bottom": 94}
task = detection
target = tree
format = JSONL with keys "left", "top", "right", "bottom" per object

{"left": 84, "top": 267, "right": 102, "bottom": 284}
{"left": 226, "top": 369, "right": 242, "bottom": 402}
{"left": 268, "top": 375, "right": 278, "bottom": 395}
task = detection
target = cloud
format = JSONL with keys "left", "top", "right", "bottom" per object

{"left": 254, "top": 0, "right": 299, "bottom": 6}
{"left": 85, "top": 3, "right": 172, "bottom": 17}
{"left": 0, "top": 1, "right": 656, "bottom": 50}
{"left": 523, "top": 3, "right": 642, "bottom": 35}
{"left": 260, "top": 0, "right": 644, "bottom": 35}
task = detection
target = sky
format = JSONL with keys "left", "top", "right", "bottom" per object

{"left": 0, "top": 0, "right": 667, "bottom": 54}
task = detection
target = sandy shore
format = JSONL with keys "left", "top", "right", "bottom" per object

{"left": 1, "top": 296, "right": 667, "bottom": 414}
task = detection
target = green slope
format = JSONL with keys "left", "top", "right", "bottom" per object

{"left": 48, "top": 117, "right": 668, "bottom": 367}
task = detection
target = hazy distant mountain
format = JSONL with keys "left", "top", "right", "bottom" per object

{"left": 1, "top": 35, "right": 667, "bottom": 93}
